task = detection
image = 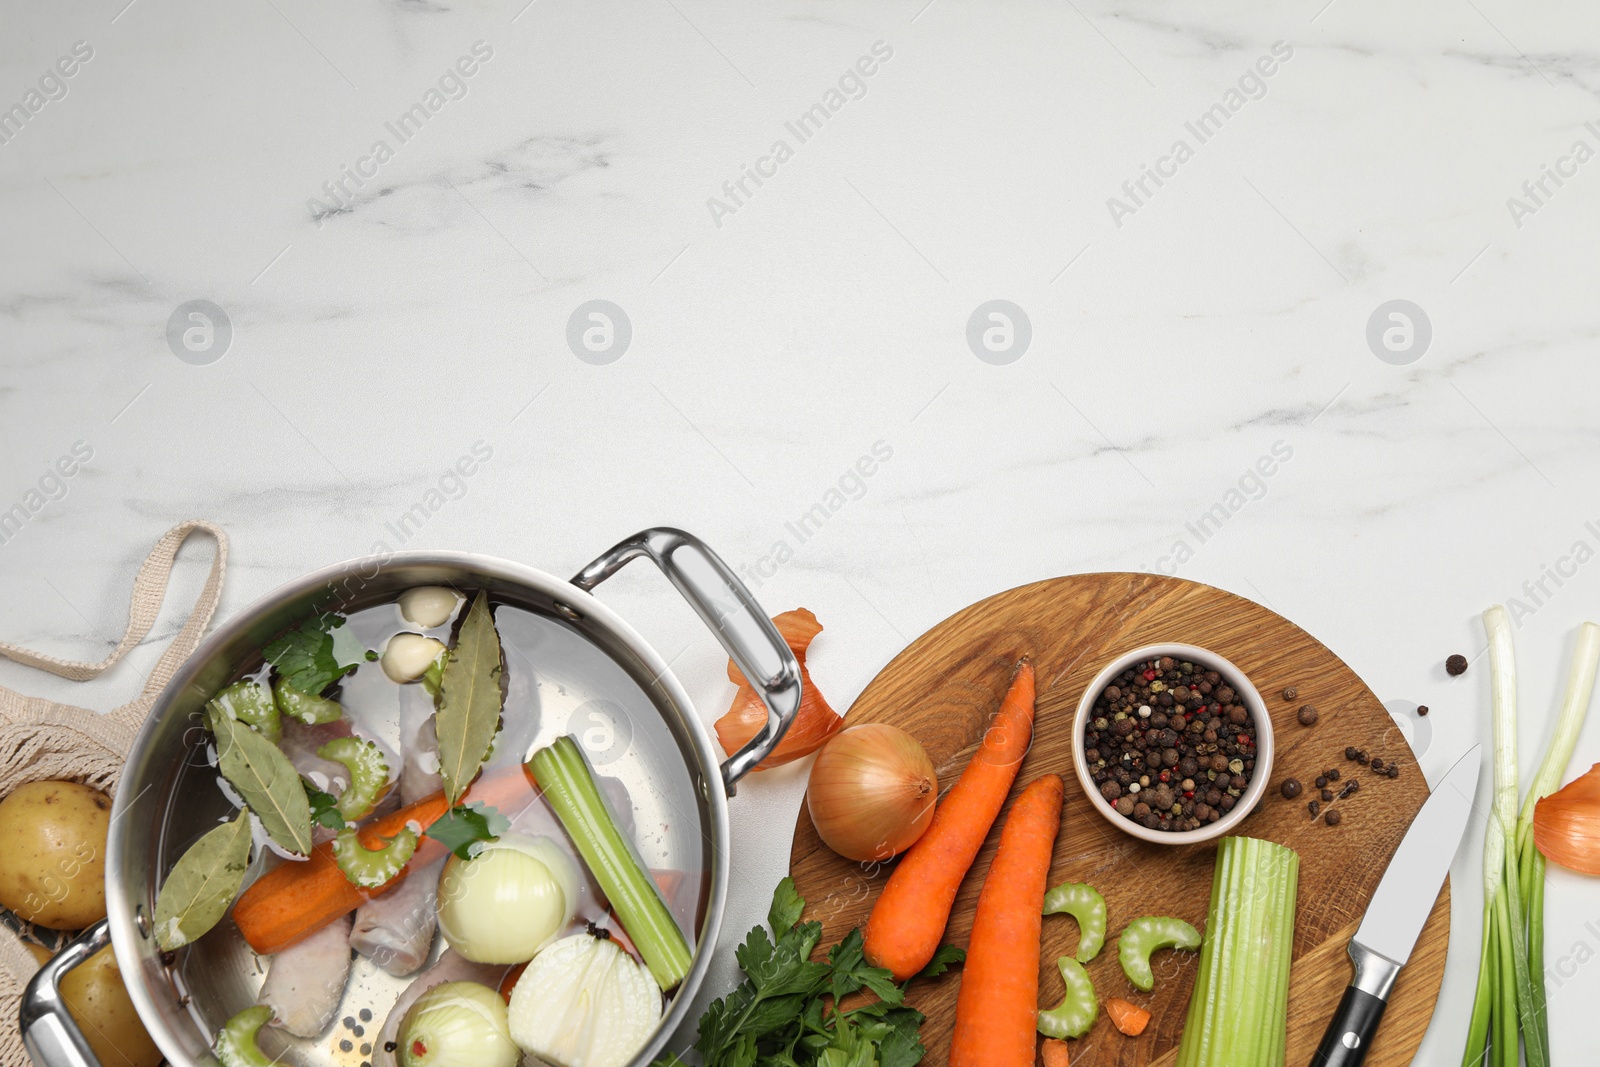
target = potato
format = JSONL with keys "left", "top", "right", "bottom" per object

{"left": 16, "top": 942, "right": 162, "bottom": 1067}
{"left": 61, "top": 945, "right": 164, "bottom": 1067}
{"left": 0, "top": 781, "right": 110, "bottom": 929}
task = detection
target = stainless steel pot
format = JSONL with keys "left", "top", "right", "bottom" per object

{"left": 22, "top": 528, "right": 801, "bottom": 1067}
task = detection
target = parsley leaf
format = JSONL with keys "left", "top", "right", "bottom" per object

{"left": 264, "top": 614, "right": 364, "bottom": 696}
{"left": 768, "top": 875, "right": 805, "bottom": 934}
{"left": 911, "top": 944, "right": 966, "bottom": 982}
{"left": 826, "top": 929, "right": 902, "bottom": 1006}
{"left": 423, "top": 801, "right": 510, "bottom": 860}
{"left": 667, "top": 881, "right": 936, "bottom": 1067}
{"left": 302, "top": 779, "right": 347, "bottom": 830}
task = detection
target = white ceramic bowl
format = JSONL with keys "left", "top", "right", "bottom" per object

{"left": 1071, "top": 642, "right": 1274, "bottom": 846}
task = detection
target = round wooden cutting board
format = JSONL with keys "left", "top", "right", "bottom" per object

{"left": 789, "top": 573, "right": 1450, "bottom": 1066}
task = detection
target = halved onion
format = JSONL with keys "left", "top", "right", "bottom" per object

{"left": 807, "top": 724, "right": 938, "bottom": 862}
{"left": 1534, "top": 763, "right": 1600, "bottom": 874}
{"left": 715, "top": 608, "right": 843, "bottom": 770}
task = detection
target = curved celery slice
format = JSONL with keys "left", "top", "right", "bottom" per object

{"left": 274, "top": 678, "right": 343, "bottom": 725}
{"left": 331, "top": 826, "right": 417, "bottom": 888}
{"left": 318, "top": 737, "right": 390, "bottom": 820}
{"left": 1175, "top": 836, "right": 1299, "bottom": 1067}
{"left": 209, "top": 680, "right": 280, "bottom": 743}
{"left": 527, "top": 736, "right": 692, "bottom": 990}
{"left": 1044, "top": 881, "right": 1108, "bottom": 962}
{"left": 214, "top": 1006, "right": 275, "bottom": 1067}
{"left": 1037, "top": 956, "right": 1097, "bottom": 1039}
{"left": 1118, "top": 915, "right": 1201, "bottom": 992}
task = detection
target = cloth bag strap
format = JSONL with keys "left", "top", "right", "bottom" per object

{"left": 0, "top": 521, "right": 228, "bottom": 1066}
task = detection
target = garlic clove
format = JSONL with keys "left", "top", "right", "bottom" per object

{"left": 383, "top": 633, "right": 447, "bottom": 683}
{"left": 399, "top": 587, "right": 464, "bottom": 629}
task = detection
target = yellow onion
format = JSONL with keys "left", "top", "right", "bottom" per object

{"left": 807, "top": 724, "right": 937, "bottom": 862}
{"left": 1534, "top": 762, "right": 1600, "bottom": 875}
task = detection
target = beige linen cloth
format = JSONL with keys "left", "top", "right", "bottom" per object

{"left": 0, "top": 521, "right": 227, "bottom": 1067}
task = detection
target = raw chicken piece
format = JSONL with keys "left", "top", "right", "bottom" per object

{"left": 400, "top": 715, "right": 443, "bottom": 804}
{"left": 373, "top": 950, "right": 508, "bottom": 1067}
{"left": 258, "top": 914, "right": 353, "bottom": 1037}
{"left": 351, "top": 710, "right": 443, "bottom": 975}
{"left": 349, "top": 858, "right": 442, "bottom": 977}
{"left": 278, "top": 719, "right": 356, "bottom": 790}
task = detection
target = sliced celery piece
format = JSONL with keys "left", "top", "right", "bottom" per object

{"left": 331, "top": 826, "right": 417, "bottom": 888}
{"left": 1043, "top": 881, "right": 1107, "bottom": 963}
{"left": 273, "top": 677, "right": 343, "bottom": 725}
{"left": 1037, "top": 956, "right": 1097, "bottom": 1039}
{"left": 214, "top": 1006, "right": 275, "bottom": 1067}
{"left": 208, "top": 680, "right": 280, "bottom": 743}
{"left": 318, "top": 737, "right": 390, "bottom": 820}
{"left": 1117, "top": 915, "right": 1201, "bottom": 992}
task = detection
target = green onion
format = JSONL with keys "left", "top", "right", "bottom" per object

{"left": 526, "top": 735, "right": 693, "bottom": 990}
{"left": 1467, "top": 619, "right": 1600, "bottom": 1065}
{"left": 1175, "top": 836, "right": 1299, "bottom": 1067}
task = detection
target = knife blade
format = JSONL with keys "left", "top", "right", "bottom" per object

{"left": 1310, "top": 744, "right": 1483, "bottom": 1067}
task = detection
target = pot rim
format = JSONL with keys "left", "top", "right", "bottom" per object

{"left": 107, "top": 548, "right": 731, "bottom": 1067}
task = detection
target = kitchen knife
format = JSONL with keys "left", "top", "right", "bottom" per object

{"left": 1310, "top": 743, "right": 1483, "bottom": 1066}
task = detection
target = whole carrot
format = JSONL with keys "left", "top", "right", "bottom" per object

{"left": 948, "top": 773, "right": 1064, "bottom": 1067}
{"left": 864, "top": 659, "right": 1036, "bottom": 980}
{"left": 233, "top": 767, "right": 531, "bottom": 954}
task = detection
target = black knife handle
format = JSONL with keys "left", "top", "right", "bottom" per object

{"left": 1310, "top": 984, "right": 1388, "bottom": 1066}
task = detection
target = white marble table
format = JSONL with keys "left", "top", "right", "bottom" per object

{"left": 4, "top": 0, "right": 1599, "bottom": 1061}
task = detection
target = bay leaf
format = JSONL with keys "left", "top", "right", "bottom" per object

{"left": 153, "top": 807, "right": 253, "bottom": 950}
{"left": 436, "top": 590, "right": 504, "bottom": 805}
{"left": 209, "top": 703, "right": 314, "bottom": 855}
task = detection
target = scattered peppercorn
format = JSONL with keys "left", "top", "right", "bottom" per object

{"left": 1327, "top": 768, "right": 1340, "bottom": 781}
{"left": 1340, "top": 780, "right": 1359, "bottom": 799}
{"left": 385, "top": 1044, "right": 398, "bottom": 1055}
{"left": 1346, "top": 746, "right": 1359, "bottom": 760}
{"left": 1320, "top": 787, "right": 1334, "bottom": 801}
{"left": 1315, "top": 775, "right": 1329, "bottom": 789}
{"left": 1282, "top": 686, "right": 1299, "bottom": 700}
{"left": 1298, "top": 704, "right": 1319, "bottom": 726}
{"left": 1281, "top": 778, "right": 1303, "bottom": 799}
{"left": 1446, "top": 654, "right": 1469, "bottom": 676}
{"left": 1371, "top": 757, "right": 1385, "bottom": 772}
{"left": 340, "top": 1041, "right": 354, "bottom": 1054}
{"left": 1417, "top": 705, "right": 1430, "bottom": 716}
{"left": 1308, "top": 800, "right": 1321, "bottom": 817}
{"left": 359, "top": 1009, "right": 372, "bottom": 1023}
{"left": 1325, "top": 809, "right": 1343, "bottom": 826}
{"left": 1388, "top": 764, "right": 1400, "bottom": 779}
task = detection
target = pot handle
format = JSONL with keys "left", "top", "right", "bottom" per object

{"left": 572, "top": 528, "right": 802, "bottom": 794}
{"left": 20, "top": 918, "right": 110, "bottom": 1067}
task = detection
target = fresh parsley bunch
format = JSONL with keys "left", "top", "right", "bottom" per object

{"left": 659, "top": 878, "right": 962, "bottom": 1067}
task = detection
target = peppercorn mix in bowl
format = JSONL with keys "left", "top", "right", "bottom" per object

{"left": 1071, "top": 643, "right": 1275, "bottom": 845}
